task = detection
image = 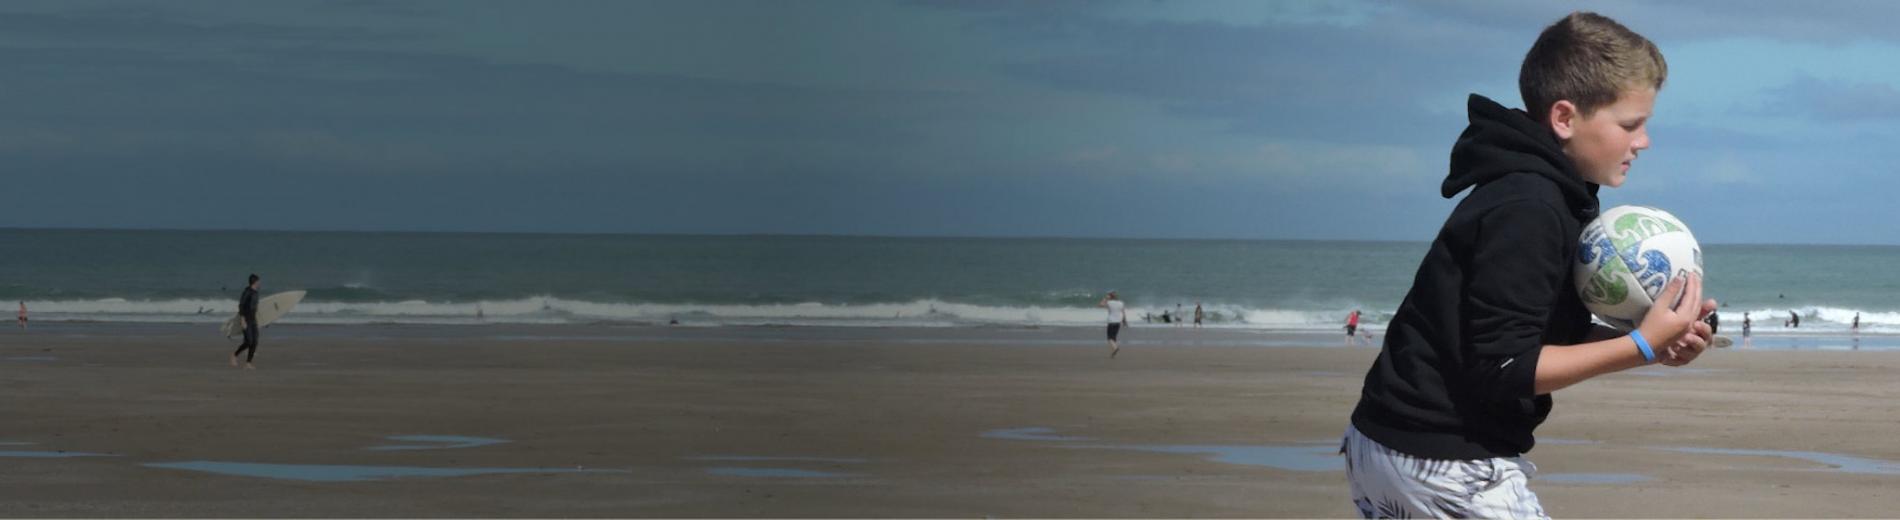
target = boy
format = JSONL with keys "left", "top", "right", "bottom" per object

{"left": 1342, "top": 12, "right": 1718, "bottom": 518}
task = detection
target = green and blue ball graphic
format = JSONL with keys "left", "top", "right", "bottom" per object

{"left": 1575, "top": 206, "right": 1704, "bottom": 331}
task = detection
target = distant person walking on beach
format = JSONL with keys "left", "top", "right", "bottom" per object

{"left": 1193, "top": 303, "right": 1204, "bottom": 329}
{"left": 231, "top": 274, "right": 261, "bottom": 370}
{"left": 1100, "top": 291, "right": 1128, "bottom": 358}
{"left": 1345, "top": 309, "right": 1362, "bottom": 346}
{"left": 1853, "top": 312, "right": 1861, "bottom": 333}
{"left": 1742, "top": 312, "right": 1751, "bottom": 343}
{"left": 15, "top": 301, "right": 24, "bottom": 330}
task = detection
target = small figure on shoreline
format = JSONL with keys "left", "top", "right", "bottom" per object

{"left": 1099, "top": 291, "right": 1127, "bottom": 358}
{"left": 1742, "top": 312, "right": 1752, "bottom": 347}
{"left": 230, "top": 274, "right": 262, "bottom": 370}
{"left": 1345, "top": 309, "right": 1361, "bottom": 347}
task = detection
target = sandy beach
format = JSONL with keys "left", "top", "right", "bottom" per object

{"left": 2, "top": 323, "right": 1898, "bottom": 517}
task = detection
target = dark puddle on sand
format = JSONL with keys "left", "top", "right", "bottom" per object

{"left": 1623, "top": 367, "right": 1725, "bottom": 377}
{"left": 1541, "top": 473, "right": 1652, "bottom": 484}
{"left": 0, "top": 442, "right": 116, "bottom": 458}
{"left": 982, "top": 427, "right": 1340, "bottom": 472}
{"left": 688, "top": 455, "right": 868, "bottom": 464}
{"left": 1074, "top": 443, "right": 1342, "bottom": 472}
{"left": 145, "top": 434, "right": 626, "bottom": 482}
{"left": 980, "top": 427, "right": 1092, "bottom": 442}
{"left": 706, "top": 467, "right": 855, "bottom": 478}
{"left": 366, "top": 435, "right": 509, "bottom": 451}
{"left": 144, "top": 461, "right": 627, "bottom": 482}
{"left": 1657, "top": 446, "right": 1900, "bottom": 475}
{"left": 0, "top": 451, "right": 115, "bottom": 458}
{"left": 688, "top": 455, "right": 869, "bottom": 479}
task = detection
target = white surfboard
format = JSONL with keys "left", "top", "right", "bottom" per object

{"left": 221, "top": 290, "right": 307, "bottom": 338}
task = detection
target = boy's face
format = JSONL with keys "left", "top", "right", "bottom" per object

{"left": 1552, "top": 87, "right": 1655, "bottom": 188}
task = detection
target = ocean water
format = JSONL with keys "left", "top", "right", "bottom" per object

{"left": 0, "top": 229, "right": 1890, "bottom": 334}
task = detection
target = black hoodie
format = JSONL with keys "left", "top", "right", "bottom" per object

{"left": 1349, "top": 94, "right": 1601, "bottom": 460}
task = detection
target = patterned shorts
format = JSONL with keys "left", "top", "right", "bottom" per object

{"left": 1341, "top": 425, "right": 1547, "bottom": 519}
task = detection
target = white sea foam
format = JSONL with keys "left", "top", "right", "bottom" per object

{"left": 23, "top": 296, "right": 1900, "bottom": 338}
{"left": 1715, "top": 306, "right": 1900, "bottom": 334}
{"left": 12, "top": 297, "right": 1380, "bottom": 331}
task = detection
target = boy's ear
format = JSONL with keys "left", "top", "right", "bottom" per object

{"left": 1547, "top": 100, "right": 1579, "bottom": 141}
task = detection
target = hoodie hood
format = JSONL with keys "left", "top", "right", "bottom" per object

{"left": 1445, "top": 94, "right": 1599, "bottom": 221}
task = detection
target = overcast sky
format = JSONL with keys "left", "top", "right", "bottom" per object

{"left": 3, "top": 0, "right": 1898, "bottom": 243}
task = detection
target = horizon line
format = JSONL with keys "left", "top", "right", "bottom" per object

{"left": 0, "top": 225, "right": 1882, "bottom": 247}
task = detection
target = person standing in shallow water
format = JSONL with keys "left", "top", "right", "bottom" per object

{"left": 231, "top": 274, "right": 261, "bottom": 370}
{"left": 15, "top": 301, "right": 24, "bottom": 330}
{"left": 1345, "top": 309, "right": 1362, "bottom": 347}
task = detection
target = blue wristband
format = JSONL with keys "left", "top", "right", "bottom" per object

{"left": 1630, "top": 331, "right": 1656, "bottom": 364}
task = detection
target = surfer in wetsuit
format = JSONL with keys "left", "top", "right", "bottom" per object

{"left": 231, "top": 274, "right": 261, "bottom": 370}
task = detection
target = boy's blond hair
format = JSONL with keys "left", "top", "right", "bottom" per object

{"left": 1519, "top": 11, "right": 1667, "bottom": 121}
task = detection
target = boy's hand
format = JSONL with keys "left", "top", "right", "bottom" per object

{"left": 1661, "top": 297, "right": 1721, "bottom": 366}
{"left": 1658, "top": 321, "right": 1713, "bottom": 366}
{"left": 1637, "top": 272, "right": 1715, "bottom": 366}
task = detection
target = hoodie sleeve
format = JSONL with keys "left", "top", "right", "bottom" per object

{"left": 1463, "top": 198, "right": 1568, "bottom": 404}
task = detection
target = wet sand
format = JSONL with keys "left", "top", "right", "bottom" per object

{"left": 2, "top": 323, "right": 1899, "bottom": 517}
